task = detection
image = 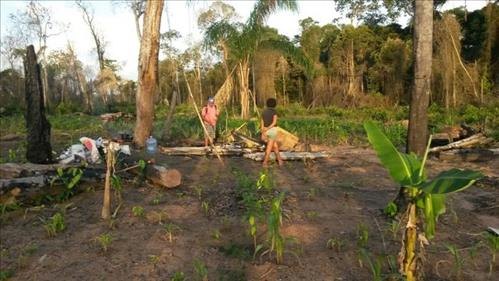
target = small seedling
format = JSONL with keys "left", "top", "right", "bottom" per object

{"left": 43, "top": 212, "right": 65, "bottom": 237}
{"left": 306, "top": 211, "right": 318, "bottom": 220}
{"left": 446, "top": 244, "right": 464, "bottom": 279}
{"left": 201, "top": 201, "right": 210, "bottom": 216}
{"left": 193, "top": 259, "right": 208, "bottom": 281}
{"left": 212, "top": 229, "right": 222, "bottom": 240}
{"left": 194, "top": 186, "right": 203, "bottom": 200}
{"left": 132, "top": 206, "right": 145, "bottom": 217}
{"left": 485, "top": 232, "right": 499, "bottom": 275}
{"left": 171, "top": 271, "right": 185, "bottom": 281}
{"left": 163, "top": 223, "right": 181, "bottom": 243}
{"left": 326, "top": 237, "right": 344, "bottom": 252}
{"left": 357, "top": 223, "right": 369, "bottom": 248}
{"left": 383, "top": 201, "right": 398, "bottom": 218}
{"left": 151, "top": 196, "right": 162, "bottom": 205}
{"left": 148, "top": 255, "right": 160, "bottom": 266}
{"left": 387, "top": 220, "right": 401, "bottom": 240}
{"left": 359, "top": 248, "right": 382, "bottom": 281}
{"left": 96, "top": 233, "right": 113, "bottom": 252}
{"left": 306, "top": 187, "right": 318, "bottom": 200}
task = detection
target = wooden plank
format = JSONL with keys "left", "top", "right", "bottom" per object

{"left": 243, "top": 151, "right": 329, "bottom": 161}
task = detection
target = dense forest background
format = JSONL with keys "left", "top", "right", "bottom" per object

{"left": 0, "top": 1, "right": 497, "bottom": 118}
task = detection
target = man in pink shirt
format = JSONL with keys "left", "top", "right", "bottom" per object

{"left": 201, "top": 97, "right": 219, "bottom": 147}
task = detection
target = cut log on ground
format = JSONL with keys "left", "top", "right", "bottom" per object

{"left": 158, "top": 145, "right": 257, "bottom": 156}
{"left": 438, "top": 148, "right": 498, "bottom": 162}
{"left": 144, "top": 165, "right": 181, "bottom": 188}
{"left": 275, "top": 127, "right": 299, "bottom": 150}
{"left": 244, "top": 151, "right": 329, "bottom": 161}
{"left": 0, "top": 163, "right": 83, "bottom": 179}
{"left": 429, "top": 133, "right": 493, "bottom": 153}
{"left": 100, "top": 112, "right": 123, "bottom": 123}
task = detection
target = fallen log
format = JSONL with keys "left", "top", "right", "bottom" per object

{"left": 429, "top": 133, "right": 493, "bottom": 153}
{"left": 100, "top": 112, "right": 123, "bottom": 123}
{"left": 158, "top": 145, "right": 256, "bottom": 156}
{"left": 243, "top": 151, "right": 330, "bottom": 161}
{"left": 438, "top": 148, "right": 498, "bottom": 162}
{"left": 0, "top": 162, "right": 83, "bottom": 179}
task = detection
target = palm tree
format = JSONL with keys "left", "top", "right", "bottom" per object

{"left": 203, "top": 0, "right": 306, "bottom": 119}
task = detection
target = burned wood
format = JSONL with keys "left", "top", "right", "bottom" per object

{"left": 24, "top": 45, "right": 52, "bottom": 164}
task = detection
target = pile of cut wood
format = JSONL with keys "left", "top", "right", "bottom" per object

{"left": 158, "top": 128, "right": 329, "bottom": 162}
{"left": 430, "top": 124, "right": 497, "bottom": 162}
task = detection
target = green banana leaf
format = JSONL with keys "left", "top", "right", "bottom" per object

{"left": 421, "top": 169, "right": 483, "bottom": 194}
{"left": 419, "top": 193, "right": 446, "bottom": 239}
{"left": 364, "top": 121, "right": 422, "bottom": 186}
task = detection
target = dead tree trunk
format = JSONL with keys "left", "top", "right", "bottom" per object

{"left": 133, "top": 0, "right": 164, "bottom": 147}
{"left": 24, "top": 45, "right": 52, "bottom": 164}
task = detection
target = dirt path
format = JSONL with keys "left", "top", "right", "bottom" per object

{"left": 1, "top": 146, "right": 497, "bottom": 280}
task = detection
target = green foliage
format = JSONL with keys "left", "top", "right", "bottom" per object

{"left": 193, "top": 259, "right": 208, "bottom": 281}
{"left": 356, "top": 223, "right": 369, "bottom": 248}
{"left": 50, "top": 167, "right": 83, "bottom": 201}
{"left": 163, "top": 223, "right": 181, "bottom": 243}
{"left": 171, "top": 271, "right": 185, "bottom": 281}
{"left": 485, "top": 232, "right": 499, "bottom": 274}
{"left": 43, "top": 212, "right": 65, "bottom": 237}
{"left": 359, "top": 248, "right": 382, "bottom": 281}
{"left": 445, "top": 244, "right": 464, "bottom": 278}
{"left": 0, "top": 269, "right": 14, "bottom": 281}
{"left": 267, "top": 192, "right": 285, "bottom": 264}
{"left": 131, "top": 206, "right": 145, "bottom": 217}
{"left": 383, "top": 202, "right": 398, "bottom": 218}
{"left": 326, "top": 237, "right": 345, "bottom": 252}
{"left": 364, "top": 121, "right": 483, "bottom": 239}
{"left": 96, "top": 233, "right": 113, "bottom": 252}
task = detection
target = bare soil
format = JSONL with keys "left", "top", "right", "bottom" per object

{"left": 1, "top": 145, "right": 498, "bottom": 281}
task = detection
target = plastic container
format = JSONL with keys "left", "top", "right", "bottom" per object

{"left": 146, "top": 136, "right": 157, "bottom": 154}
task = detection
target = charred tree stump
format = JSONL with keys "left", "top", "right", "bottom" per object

{"left": 24, "top": 45, "right": 52, "bottom": 164}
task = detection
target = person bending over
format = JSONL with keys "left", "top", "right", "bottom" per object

{"left": 261, "top": 98, "right": 283, "bottom": 167}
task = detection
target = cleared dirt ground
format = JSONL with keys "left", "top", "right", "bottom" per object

{"left": 0, "top": 145, "right": 498, "bottom": 281}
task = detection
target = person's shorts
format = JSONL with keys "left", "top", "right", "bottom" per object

{"left": 205, "top": 123, "right": 216, "bottom": 140}
{"left": 265, "top": 127, "right": 278, "bottom": 141}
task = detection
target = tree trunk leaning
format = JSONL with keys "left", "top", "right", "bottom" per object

{"left": 407, "top": 0, "right": 433, "bottom": 156}
{"left": 133, "top": 0, "right": 164, "bottom": 147}
{"left": 24, "top": 45, "right": 52, "bottom": 164}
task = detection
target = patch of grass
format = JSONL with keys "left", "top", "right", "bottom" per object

{"left": 193, "top": 259, "right": 208, "bottom": 281}
{"left": 171, "top": 271, "right": 185, "bottom": 281}
{"left": 95, "top": 233, "right": 113, "bottom": 252}
{"left": 43, "top": 212, "right": 65, "bottom": 237}
{"left": 326, "top": 237, "right": 345, "bottom": 252}
{"left": 163, "top": 223, "right": 181, "bottom": 243}
{"left": 131, "top": 206, "right": 145, "bottom": 217}
{"left": 0, "top": 269, "right": 14, "bottom": 281}
{"left": 356, "top": 222, "right": 369, "bottom": 248}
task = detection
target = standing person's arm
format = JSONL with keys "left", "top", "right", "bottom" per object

{"left": 201, "top": 107, "right": 207, "bottom": 122}
{"left": 267, "top": 114, "right": 277, "bottom": 130}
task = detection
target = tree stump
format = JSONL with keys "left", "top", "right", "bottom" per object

{"left": 24, "top": 45, "right": 52, "bottom": 164}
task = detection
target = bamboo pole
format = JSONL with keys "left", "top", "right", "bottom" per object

{"left": 183, "top": 71, "right": 224, "bottom": 165}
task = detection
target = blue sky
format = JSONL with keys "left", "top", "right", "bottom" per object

{"left": 0, "top": 0, "right": 488, "bottom": 80}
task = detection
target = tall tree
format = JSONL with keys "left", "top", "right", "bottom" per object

{"left": 75, "top": 1, "right": 106, "bottom": 71}
{"left": 134, "top": 0, "right": 164, "bottom": 147}
{"left": 9, "top": 1, "right": 63, "bottom": 109}
{"left": 407, "top": 0, "right": 433, "bottom": 156}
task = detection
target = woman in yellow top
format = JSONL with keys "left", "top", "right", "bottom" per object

{"left": 260, "top": 98, "right": 283, "bottom": 167}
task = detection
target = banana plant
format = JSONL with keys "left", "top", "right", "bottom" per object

{"left": 364, "top": 121, "right": 483, "bottom": 281}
